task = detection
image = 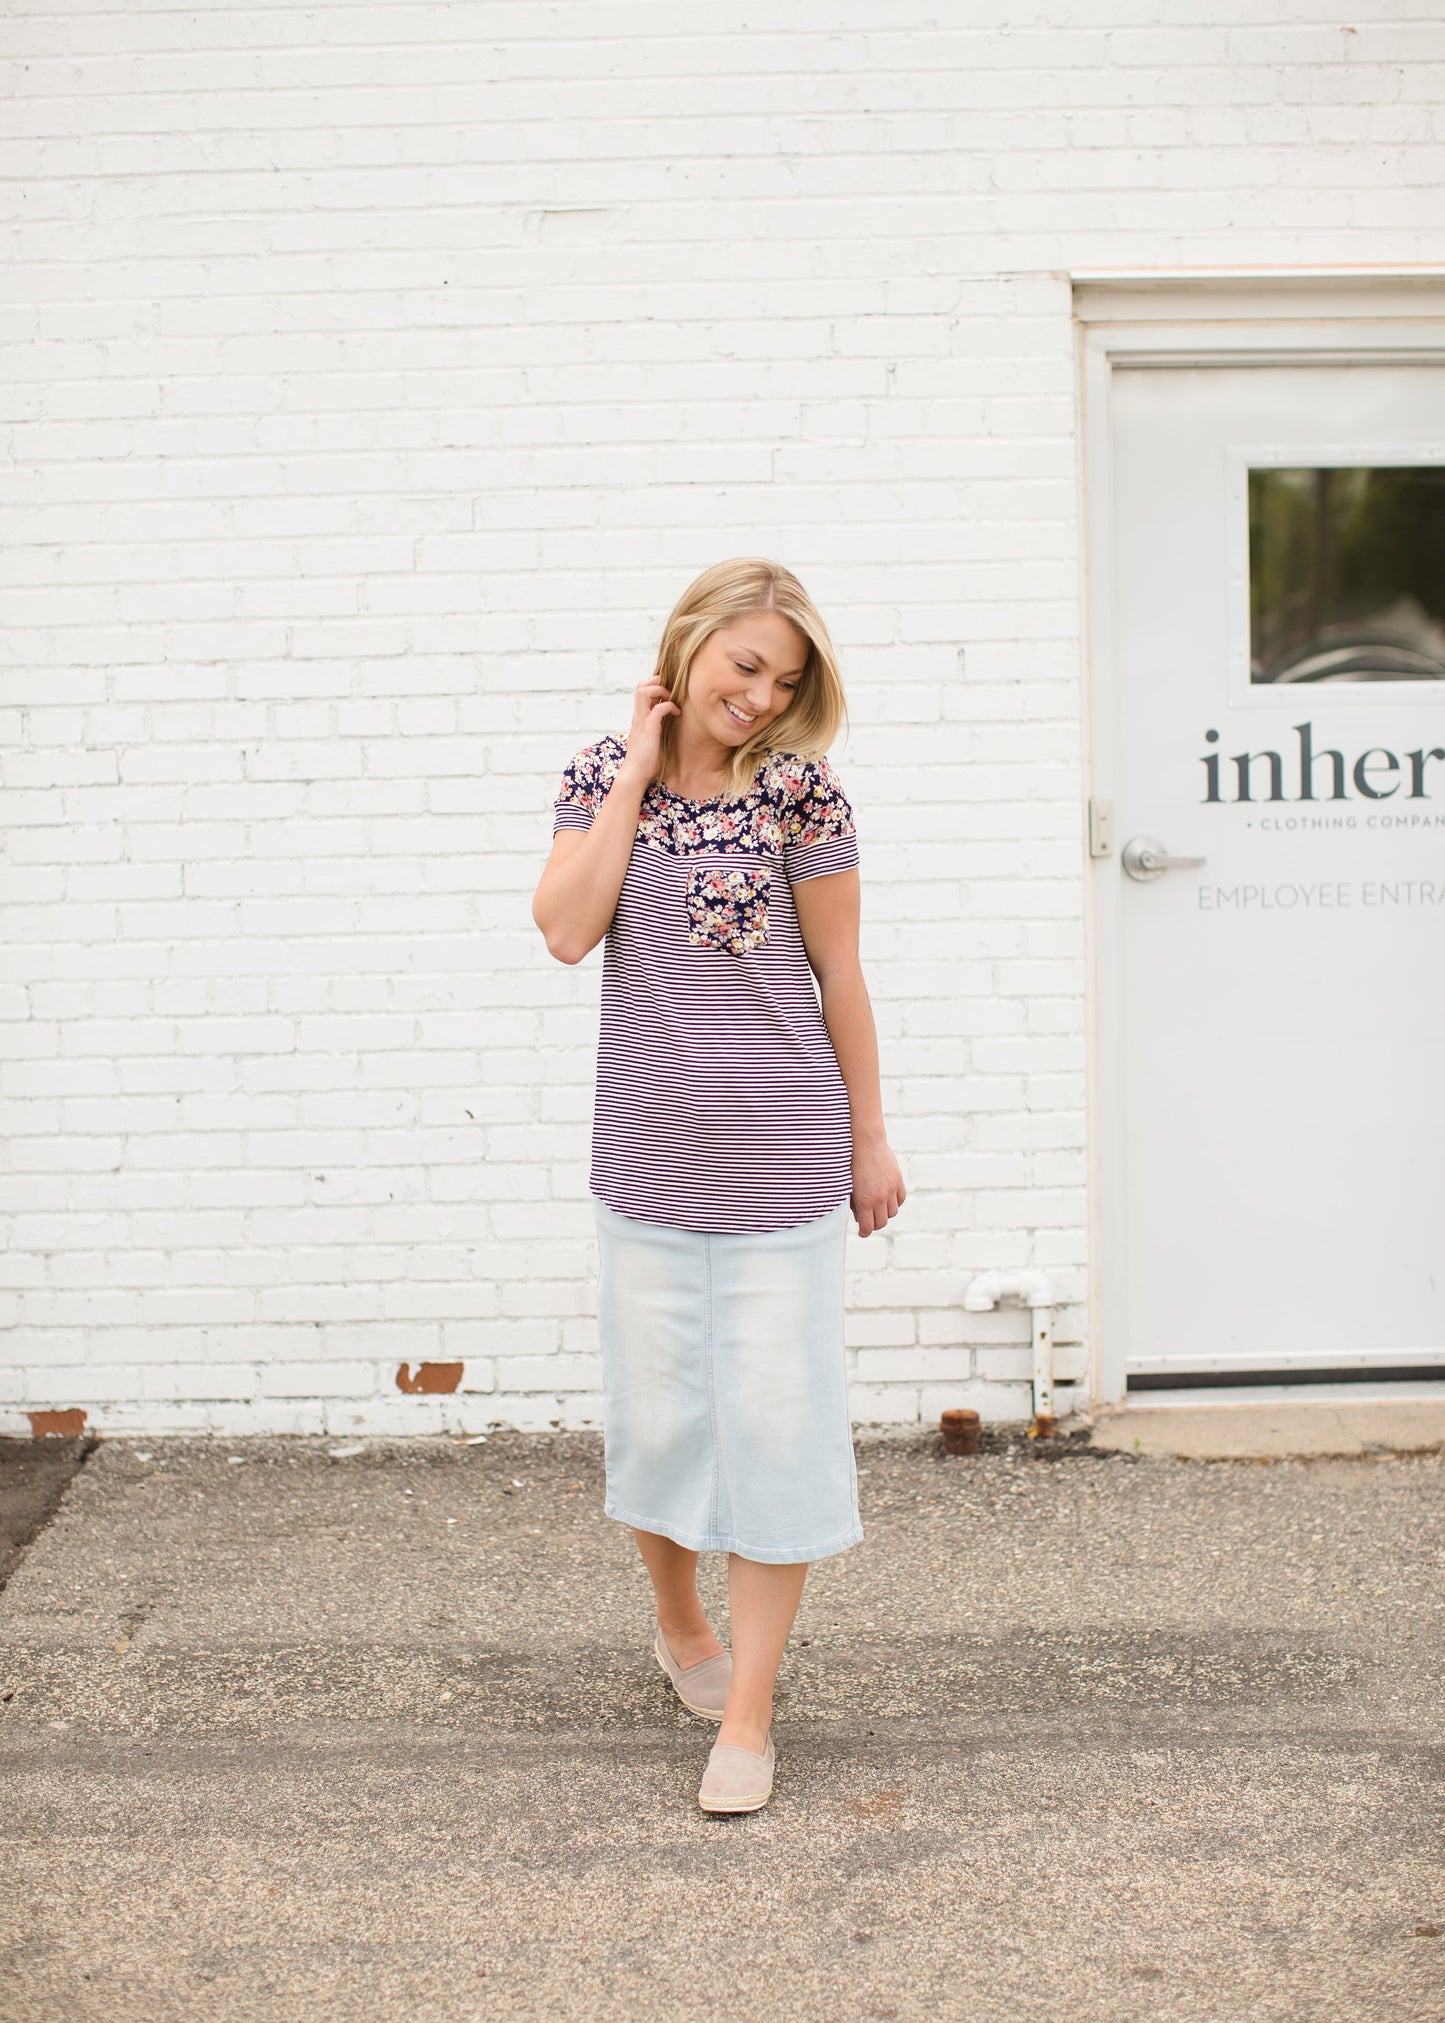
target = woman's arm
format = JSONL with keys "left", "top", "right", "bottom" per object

{"left": 531, "top": 681, "right": 677, "bottom": 965}
{"left": 792, "top": 867, "right": 906, "bottom": 1237}
{"left": 532, "top": 779, "right": 646, "bottom": 965}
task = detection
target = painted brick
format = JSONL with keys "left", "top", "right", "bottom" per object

{"left": 494, "top": 1355, "right": 603, "bottom": 1393}
{"left": 843, "top": 1310, "right": 918, "bottom": 1349}
{"left": 848, "top": 1383, "right": 922, "bottom": 1426}
{"left": 252, "top": 1362, "right": 376, "bottom": 1400}
{"left": 974, "top": 1347, "right": 1042, "bottom": 1385}
{"left": 919, "top": 1380, "right": 1035, "bottom": 1423}
{"left": 917, "top": 1307, "right": 1031, "bottom": 1348}
{"left": 855, "top": 1349, "right": 977, "bottom": 1386}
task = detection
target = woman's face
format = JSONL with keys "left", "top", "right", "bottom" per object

{"left": 680, "top": 612, "right": 809, "bottom": 749}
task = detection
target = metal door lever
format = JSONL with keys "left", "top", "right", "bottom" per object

{"left": 1121, "top": 835, "right": 1206, "bottom": 883}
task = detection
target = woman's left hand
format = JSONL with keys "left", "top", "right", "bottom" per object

{"left": 850, "top": 1135, "right": 906, "bottom": 1238}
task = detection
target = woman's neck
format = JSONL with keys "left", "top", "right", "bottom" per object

{"left": 661, "top": 717, "right": 733, "bottom": 799}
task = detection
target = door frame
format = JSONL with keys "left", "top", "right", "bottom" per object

{"left": 1073, "top": 271, "right": 1445, "bottom": 1406}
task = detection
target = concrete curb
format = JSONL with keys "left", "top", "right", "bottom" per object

{"left": 1087, "top": 1398, "right": 1445, "bottom": 1460}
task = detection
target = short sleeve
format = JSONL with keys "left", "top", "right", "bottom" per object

{"left": 552, "top": 744, "right": 602, "bottom": 834}
{"left": 782, "top": 754, "right": 859, "bottom": 884}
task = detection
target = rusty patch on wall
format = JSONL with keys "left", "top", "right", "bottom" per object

{"left": 396, "top": 1362, "right": 463, "bottom": 1395}
{"left": 26, "top": 1409, "right": 88, "bottom": 1438}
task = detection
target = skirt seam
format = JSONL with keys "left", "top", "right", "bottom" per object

{"left": 702, "top": 1229, "right": 720, "bottom": 1541}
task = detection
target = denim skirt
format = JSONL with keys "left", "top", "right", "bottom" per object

{"left": 591, "top": 1196, "right": 863, "bottom": 1563}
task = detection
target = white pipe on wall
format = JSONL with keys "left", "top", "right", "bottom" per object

{"left": 963, "top": 1271, "right": 1066, "bottom": 1431}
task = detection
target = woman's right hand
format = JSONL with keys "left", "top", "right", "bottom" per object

{"left": 618, "top": 678, "right": 679, "bottom": 783}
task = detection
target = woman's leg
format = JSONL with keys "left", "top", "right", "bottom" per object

{"left": 718, "top": 1554, "right": 808, "bottom": 1753}
{"left": 631, "top": 1528, "right": 725, "bottom": 1669}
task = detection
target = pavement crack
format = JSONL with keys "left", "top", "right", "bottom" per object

{"left": 0, "top": 1434, "right": 98, "bottom": 1596}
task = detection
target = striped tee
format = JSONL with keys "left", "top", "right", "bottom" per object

{"left": 552, "top": 732, "right": 860, "bottom": 1233}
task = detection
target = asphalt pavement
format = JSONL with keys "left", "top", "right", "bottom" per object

{"left": 2, "top": 1429, "right": 1442, "bottom": 2022}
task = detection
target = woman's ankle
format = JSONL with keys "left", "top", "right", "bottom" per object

{"left": 717, "top": 1708, "right": 772, "bottom": 1753}
{"left": 656, "top": 1611, "right": 725, "bottom": 1665}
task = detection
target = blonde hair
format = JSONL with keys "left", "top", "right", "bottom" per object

{"left": 652, "top": 558, "right": 847, "bottom": 796}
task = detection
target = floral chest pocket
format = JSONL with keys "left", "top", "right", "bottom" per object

{"left": 685, "top": 862, "right": 771, "bottom": 957}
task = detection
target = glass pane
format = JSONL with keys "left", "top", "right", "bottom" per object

{"left": 1248, "top": 465, "right": 1445, "bottom": 683}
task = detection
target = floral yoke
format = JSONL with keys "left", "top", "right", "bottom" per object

{"left": 554, "top": 736, "right": 854, "bottom": 860}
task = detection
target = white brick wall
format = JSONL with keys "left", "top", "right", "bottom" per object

{"left": 3, "top": 2, "right": 1442, "bottom": 1436}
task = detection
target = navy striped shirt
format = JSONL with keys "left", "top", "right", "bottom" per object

{"left": 552, "top": 734, "right": 859, "bottom": 1233}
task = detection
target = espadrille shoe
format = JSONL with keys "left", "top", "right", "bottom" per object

{"left": 698, "top": 1730, "right": 775, "bottom": 1814}
{"left": 653, "top": 1627, "right": 732, "bottom": 1720}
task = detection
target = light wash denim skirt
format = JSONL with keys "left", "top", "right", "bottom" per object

{"left": 591, "top": 1196, "right": 863, "bottom": 1564}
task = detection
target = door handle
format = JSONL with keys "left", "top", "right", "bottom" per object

{"left": 1121, "top": 835, "right": 1206, "bottom": 883}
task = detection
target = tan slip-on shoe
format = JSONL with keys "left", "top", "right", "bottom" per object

{"left": 654, "top": 1626, "right": 732, "bottom": 1721}
{"left": 698, "top": 1730, "right": 775, "bottom": 1814}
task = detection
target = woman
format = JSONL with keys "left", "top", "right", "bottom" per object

{"left": 532, "top": 557, "right": 905, "bottom": 1814}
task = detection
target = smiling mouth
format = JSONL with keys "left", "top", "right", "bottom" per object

{"left": 722, "top": 700, "right": 758, "bottom": 726}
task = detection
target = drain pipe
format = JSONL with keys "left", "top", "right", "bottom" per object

{"left": 963, "top": 1270, "right": 1066, "bottom": 1436}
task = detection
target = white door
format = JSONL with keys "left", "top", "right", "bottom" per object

{"left": 1098, "top": 358, "right": 1445, "bottom": 1392}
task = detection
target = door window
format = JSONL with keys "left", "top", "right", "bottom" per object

{"left": 1248, "top": 465, "right": 1445, "bottom": 684}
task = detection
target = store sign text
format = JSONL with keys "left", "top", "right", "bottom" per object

{"left": 1201, "top": 723, "right": 1445, "bottom": 804}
